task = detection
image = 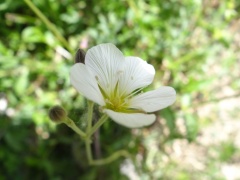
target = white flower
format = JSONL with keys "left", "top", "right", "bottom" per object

{"left": 70, "top": 43, "right": 176, "bottom": 128}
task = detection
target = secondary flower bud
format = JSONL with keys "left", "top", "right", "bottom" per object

{"left": 75, "top": 49, "right": 86, "bottom": 64}
{"left": 48, "top": 106, "right": 67, "bottom": 123}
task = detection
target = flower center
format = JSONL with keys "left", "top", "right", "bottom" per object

{"left": 102, "top": 80, "right": 127, "bottom": 111}
{"left": 96, "top": 72, "right": 144, "bottom": 113}
{"left": 104, "top": 91, "right": 129, "bottom": 112}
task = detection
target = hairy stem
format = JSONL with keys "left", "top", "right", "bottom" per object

{"left": 85, "top": 101, "right": 94, "bottom": 163}
{"left": 88, "top": 114, "right": 108, "bottom": 137}
{"left": 90, "top": 150, "right": 130, "bottom": 166}
{"left": 92, "top": 112, "right": 102, "bottom": 159}
{"left": 63, "top": 117, "right": 86, "bottom": 139}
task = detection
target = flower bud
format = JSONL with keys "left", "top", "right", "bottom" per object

{"left": 75, "top": 49, "right": 85, "bottom": 64}
{"left": 48, "top": 106, "right": 67, "bottom": 123}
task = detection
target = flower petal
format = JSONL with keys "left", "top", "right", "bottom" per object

{"left": 104, "top": 109, "right": 156, "bottom": 128}
{"left": 129, "top": 86, "right": 176, "bottom": 112}
{"left": 85, "top": 43, "right": 125, "bottom": 95}
{"left": 70, "top": 63, "right": 105, "bottom": 106}
{"left": 118, "top": 56, "right": 155, "bottom": 96}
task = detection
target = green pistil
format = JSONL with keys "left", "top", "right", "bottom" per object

{"left": 104, "top": 96, "right": 145, "bottom": 113}
{"left": 97, "top": 79, "right": 146, "bottom": 113}
{"left": 105, "top": 96, "right": 127, "bottom": 111}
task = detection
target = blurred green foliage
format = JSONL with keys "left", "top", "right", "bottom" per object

{"left": 0, "top": 0, "right": 240, "bottom": 179}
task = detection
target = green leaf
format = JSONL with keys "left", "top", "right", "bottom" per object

{"left": 184, "top": 113, "right": 198, "bottom": 142}
{"left": 14, "top": 68, "right": 29, "bottom": 96}
{"left": 160, "top": 108, "right": 177, "bottom": 136}
{"left": 22, "top": 26, "right": 45, "bottom": 43}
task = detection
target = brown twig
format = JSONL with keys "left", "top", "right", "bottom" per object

{"left": 195, "top": 92, "right": 240, "bottom": 106}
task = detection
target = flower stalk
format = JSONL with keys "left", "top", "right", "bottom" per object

{"left": 85, "top": 101, "right": 94, "bottom": 163}
{"left": 84, "top": 102, "right": 130, "bottom": 165}
{"left": 48, "top": 106, "right": 86, "bottom": 139}
{"left": 89, "top": 150, "right": 130, "bottom": 166}
{"left": 88, "top": 114, "right": 108, "bottom": 137}
{"left": 49, "top": 101, "right": 128, "bottom": 165}
{"left": 63, "top": 117, "right": 86, "bottom": 138}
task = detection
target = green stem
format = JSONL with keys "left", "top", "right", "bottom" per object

{"left": 24, "top": 0, "right": 72, "bottom": 52}
{"left": 88, "top": 114, "right": 108, "bottom": 137}
{"left": 85, "top": 101, "right": 94, "bottom": 163}
{"left": 85, "top": 139, "right": 93, "bottom": 164}
{"left": 63, "top": 117, "right": 86, "bottom": 138}
{"left": 87, "top": 101, "right": 94, "bottom": 133}
{"left": 90, "top": 150, "right": 130, "bottom": 166}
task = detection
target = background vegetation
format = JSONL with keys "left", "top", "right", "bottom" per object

{"left": 0, "top": 0, "right": 240, "bottom": 179}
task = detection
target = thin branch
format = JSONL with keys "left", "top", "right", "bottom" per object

{"left": 24, "top": 0, "right": 72, "bottom": 53}
{"left": 88, "top": 114, "right": 108, "bottom": 137}
{"left": 196, "top": 92, "right": 240, "bottom": 106}
{"left": 90, "top": 150, "right": 130, "bottom": 166}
